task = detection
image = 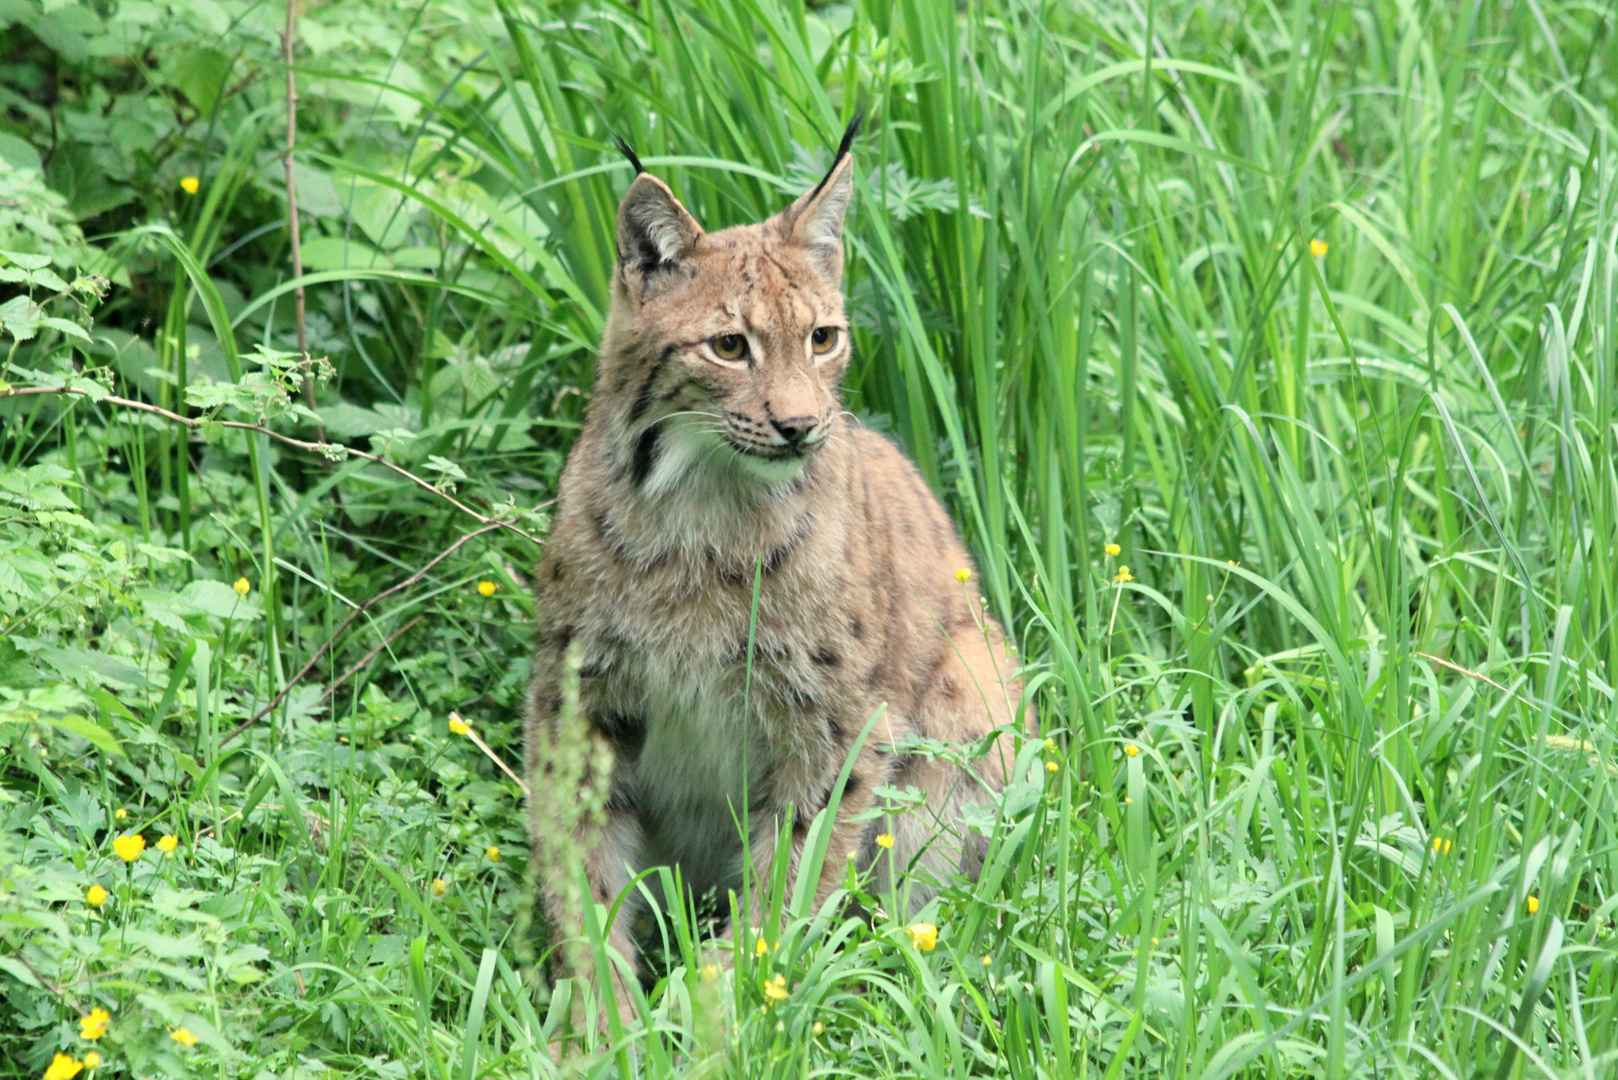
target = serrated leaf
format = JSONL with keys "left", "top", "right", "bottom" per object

{"left": 42, "top": 316, "right": 89, "bottom": 340}
{"left": 39, "top": 713, "right": 125, "bottom": 756}
{"left": 178, "top": 579, "right": 258, "bottom": 620}
{"left": 0, "top": 249, "right": 51, "bottom": 270}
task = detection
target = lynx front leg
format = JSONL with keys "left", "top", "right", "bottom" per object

{"left": 724, "top": 747, "right": 885, "bottom": 952}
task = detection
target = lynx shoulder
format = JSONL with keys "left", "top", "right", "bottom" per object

{"left": 527, "top": 122, "right": 1030, "bottom": 1020}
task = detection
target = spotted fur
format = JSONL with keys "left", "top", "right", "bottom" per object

{"left": 527, "top": 132, "right": 1029, "bottom": 1021}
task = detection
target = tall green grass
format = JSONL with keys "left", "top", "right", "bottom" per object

{"left": 4, "top": 0, "right": 1616, "bottom": 1076}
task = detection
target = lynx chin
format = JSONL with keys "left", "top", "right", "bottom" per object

{"left": 526, "top": 118, "right": 1030, "bottom": 1029}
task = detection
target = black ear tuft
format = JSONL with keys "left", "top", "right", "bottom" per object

{"left": 611, "top": 133, "right": 644, "bottom": 176}
{"left": 808, "top": 110, "right": 863, "bottom": 201}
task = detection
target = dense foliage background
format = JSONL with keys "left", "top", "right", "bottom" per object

{"left": 2, "top": 0, "right": 1615, "bottom": 1076}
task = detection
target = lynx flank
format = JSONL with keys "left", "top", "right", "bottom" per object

{"left": 526, "top": 122, "right": 1029, "bottom": 1022}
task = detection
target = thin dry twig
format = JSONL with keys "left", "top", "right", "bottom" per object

{"left": 280, "top": 0, "right": 318, "bottom": 422}
{"left": 449, "top": 711, "right": 531, "bottom": 795}
{"left": 322, "top": 615, "right": 424, "bottom": 701}
{"left": 223, "top": 520, "right": 507, "bottom": 744}
{"left": 2, "top": 385, "right": 543, "bottom": 545}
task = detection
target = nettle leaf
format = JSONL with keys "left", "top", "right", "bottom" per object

{"left": 42, "top": 316, "right": 89, "bottom": 340}
{"left": 424, "top": 455, "right": 467, "bottom": 482}
{"left": 176, "top": 579, "right": 259, "bottom": 621}
{"left": 0, "top": 294, "right": 38, "bottom": 340}
{"left": 0, "top": 249, "right": 52, "bottom": 270}
{"left": 41, "top": 646, "right": 151, "bottom": 689}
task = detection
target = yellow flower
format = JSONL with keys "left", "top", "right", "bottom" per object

{"left": 981, "top": 954, "right": 992, "bottom": 966}
{"left": 79, "top": 1007, "right": 110, "bottom": 1040}
{"left": 1114, "top": 565, "right": 1135, "bottom": 583}
{"left": 156, "top": 834, "right": 178, "bottom": 853}
{"left": 233, "top": 577, "right": 251, "bottom": 596}
{"left": 180, "top": 176, "right": 200, "bottom": 195}
{"left": 86, "top": 885, "right": 108, "bottom": 906}
{"left": 875, "top": 833, "right": 894, "bottom": 849}
{"left": 1310, "top": 238, "right": 1329, "bottom": 257}
{"left": 1526, "top": 895, "right": 1540, "bottom": 914}
{"left": 763, "top": 973, "right": 789, "bottom": 1001}
{"left": 169, "top": 1026, "right": 199, "bottom": 1047}
{"left": 114, "top": 808, "right": 127, "bottom": 820}
{"left": 700, "top": 963, "right": 719, "bottom": 982}
{"left": 432, "top": 878, "right": 446, "bottom": 897}
{"left": 755, "top": 936, "right": 771, "bottom": 956}
{"left": 449, "top": 716, "right": 470, "bottom": 735}
{"left": 1124, "top": 743, "right": 1140, "bottom": 757}
{"left": 43, "top": 1053, "right": 83, "bottom": 1080}
{"left": 485, "top": 846, "right": 499, "bottom": 862}
{"left": 812, "top": 1020, "right": 824, "bottom": 1035}
{"left": 905, "top": 922, "right": 938, "bottom": 951}
{"left": 477, "top": 580, "right": 497, "bottom": 597}
{"left": 955, "top": 568, "right": 971, "bottom": 583}
{"left": 1105, "top": 542, "right": 1121, "bottom": 557}
{"left": 82, "top": 1053, "right": 100, "bottom": 1069}
{"left": 1045, "top": 760, "right": 1059, "bottom": 773}
{"left": 1431, "top": 837, "right": 1452, "bottom": 854}
{"left": 112, "top": 834, "right": 145, "bottom": 863}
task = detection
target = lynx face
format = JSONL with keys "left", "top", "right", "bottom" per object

{"left": 601, "top": 158, "right": 855, "bottom": 492}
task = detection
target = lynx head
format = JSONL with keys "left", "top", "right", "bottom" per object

{"left": 598, "top": 121, "right": 858, "bottom": 495}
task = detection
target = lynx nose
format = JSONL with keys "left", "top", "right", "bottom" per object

{"left": 771, "top": 415, "right": 820, "bottom": 447}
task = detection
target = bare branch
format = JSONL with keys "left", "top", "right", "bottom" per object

{"left": 2, "top": 384, "right": 544, "bottom": 546}
{"left": 280, "top": 0, "right": 318, "bottom": 424}
{"left": 223, "top": 519, "right": 506, "bottom": 744}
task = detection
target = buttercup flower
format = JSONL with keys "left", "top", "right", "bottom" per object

{"left": 875, "top": 833, "right": 894, "bottom": 849}
{"left": 477, "top": 580, "right": 497, "bottom": 597}
{"left": 86, "top": 885, "right": 107, "bottom": 906}
{"left": 1114, "top": 565, "right": 1135, "bottom": 583}
{"left": 82, "top": 1053, "right": 100, "bottom": 1069}
{"left": 485, "top": 846, "right": 499, "bottom": 862}
{"left": 179, "top": 176, "right": 200, "bottom": 195}
{"left": 955, "top": 568, "right": 971, "bottom": 583}
{"left": 169, "top": 1027, "right": 199, "bottom": 1047}
{"left": 1105, "top": 543, "right": 1121, "bottom": 557}
{"left": 1431, "top": 837, "right": 1452, "bottom": 854}
{"left": 112, "top": 834, "right": 145, "bottom": 863}
{"left": 233, "top": 577, "right": 251, "bottom": 596}
{"left": 1124, "top": 743, "right": 1140, "bottom": 758}
{"left": 700, "top": 963, "right": 719, "bottom": 982}
{"left": 763, "top": 973, "right": 789, "bottom": 1001}
{"left": 43, "top": 1053, "right": 83, "bottom": 1080}
{"left": 114, "top": 808, "right": 127, "bottom": 820}
{"left": 1044, "top": 737, "right": 1057, "bottom": 751}
{"left": 1046, "top": 760, "right": 1060, "bottom": 773}
{"left": 982, "top": 954, "right": 992, "bottom": 966}
{"left": 1526, "top": 895, "right": 1540, "bottom": 914}
{"left": 905, "top": 922, "right": 938, "bottom": 952}
{"left": 755, "top": 936, "right": 770, "bottom": 956}
{"left": 79, "top": 1008, "right": 110, "bottom": 1040}
{"left": 1310, "top": 238, "right": 1329, "bottom": 257}
{"left": 432, "top": 878, "right": 446, "bottom": 897}
{"left": 449, "top": 717, "right": 470, "bottom": 735}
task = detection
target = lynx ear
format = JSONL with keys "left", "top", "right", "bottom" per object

{"left": 617, "top": 173, "right": 703, "bottom": 281}
{"left": 780, "top": 115, "right": 859, "bottom": 280}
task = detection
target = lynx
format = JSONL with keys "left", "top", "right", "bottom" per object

{"left": 526, "top": 121, "right": 1029, "bottom": 1026}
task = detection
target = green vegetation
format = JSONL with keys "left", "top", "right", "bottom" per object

{"left": 3, "top": 0, "right": 1615, "bottom": 1076}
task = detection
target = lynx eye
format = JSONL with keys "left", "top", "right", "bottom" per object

{"left": 712, "top": 334, "right": 748, "bottom": 362}
{"left": 810, "top": 326, "right": 839, "bottom": 355}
